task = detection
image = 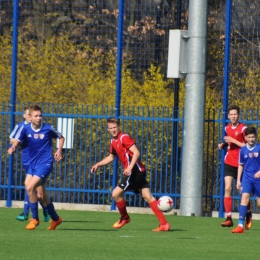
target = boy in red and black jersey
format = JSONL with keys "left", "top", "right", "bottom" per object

{"left": 91, "top": 117, "right": 170, "bottom": 232}
{"left": 218, "top": 105, "right": 252, "bottom": 228}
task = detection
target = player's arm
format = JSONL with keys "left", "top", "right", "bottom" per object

{"left": 223, "top": 136, "right": 246, "bottom": 148}
{"left": 218, "top": 142, "right": 228, "bottom": 150}
{"left": 236, "top": 164, "right": 243, "bottom": 190}
{"left": 7, "top": 139, "right": 21, "bottom": 154}
{"left": 10, "top": 138, "right": 17, "bottom": 144}
{"left": 123, "top": 144, "right": 140, "bottom": 176}
{"left": 54, "top": 136, "right": 65, "bottom": 161}
{"left": 91, "top": 153, "right": 115, "bottom": 173}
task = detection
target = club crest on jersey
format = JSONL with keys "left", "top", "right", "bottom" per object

{"left": 39, "top": 134, "right": 44, "bottom": 139}
{"left": 248, "top": 153, "right": 253, "bottom": 158}
{"left": 235, "top": 131, "right": 239, "bottom": 136}
{"left": 254, "top": 153, "right": 259, "bottom": 157}
{"left": 34, "top": 134, "right": 39, "bottom": 139}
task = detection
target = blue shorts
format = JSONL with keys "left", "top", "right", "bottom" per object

{"left": 31, "top": 164, "right": 53, "bottom": 184}
{"left": 23, "top": 165, "right": 33, "bottom": 175}
{"left": 241, "top": 179, "right": 260, "bottom": 197}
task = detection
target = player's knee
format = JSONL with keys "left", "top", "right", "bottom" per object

{"left": 36, "top": 193, "right": 44, "bottom": 201}
{"left": 142, "top": 194, "right": 154, "bottom": 204}
{"left": 26, "top": 185, "right": 34, "bottom": 196}
{"left": 224, "top": 186, "right": 232, "bottom": 194}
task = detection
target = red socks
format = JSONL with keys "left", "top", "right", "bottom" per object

{"left": 224, "top": 196, "right": 232, "bottom": 217}
{"left": 149, "top": 200, "right": 167, "bottom": 225}
{"left": 116, "top": 199, "right": 128, "bottom": 218}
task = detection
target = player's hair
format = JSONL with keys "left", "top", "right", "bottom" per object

{"left": 29, "top": 105, "right": 42, "bottom": 115}
{"left": 107, "top": 117, "right": 120, "bottom": 125}
{"left": 24, "top": 105, "right": 31, "bottom": 112}
{"left": 245, "top": 126, "right": 257, "bottom": 136}
{"left": 228, "top": 105, "right": 240, "bottom": 114}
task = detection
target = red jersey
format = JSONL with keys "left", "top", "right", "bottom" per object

{"left": 109, "top": 132, "right": 146, "bottom": 172}
{"left": 224, "top": 123, "right": 247, "bottom": 167}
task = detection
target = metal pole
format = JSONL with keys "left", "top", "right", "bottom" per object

{"left": 155, "top": 1, "right": 162, "bottom": 64}
{"left": 7, "top": 0, "right": 19, "bottom": 207}
{"left": 111, "top": 0, "right": 125, "bottom": 210}
{"left": 172, "top": 0, "right": 182, "bottom": 197}
{"left": 180, "top": 0, "right": 208, "bottom": 216}
{"left": 219, "top": 0, "right": 232, "bottom": 218}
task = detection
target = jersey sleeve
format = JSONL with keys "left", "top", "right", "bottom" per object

{"left": 241, "top": 125, "right": 247, "bottom": 142}
{"left": 121, "top": 134, "right": 135, "bottom": 149}
{"left": 50, "top": 125, "right": 63, "bottom": 139}
{"left": 14, "top": 125, "right": 25, "bottom": 142}
{"left": 9, "top": 124, "right": 19, "bottom": 139}
{"left": 239, "top": 148, "right": 244, "bottom": 165}
{"left": 109, "top": 142, "right": 117, "bottom": 155}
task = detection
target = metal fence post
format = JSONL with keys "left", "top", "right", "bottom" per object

{"left": 111, "top": 0, "right": 125, "bottom": 211}
{"left": 219, "top": 0, "right": 233, "bottom": 218}
{"left": 7, "top": 0, "right": 19, "bottom": 207}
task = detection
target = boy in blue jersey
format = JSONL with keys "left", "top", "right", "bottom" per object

{"left": 10, "top": 106, "right": 50, "bottom": 222}
{"left": 8, "top": 105, "right": 65, "bottom": 230}
{"left": 232, "top": 126, "right": 260, "bottom": 233}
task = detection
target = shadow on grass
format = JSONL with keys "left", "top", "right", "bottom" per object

{"left": 62, "top": 220, "right": 101, "bottom": 223}
{"left": 58, "top": 228, "right": 118, "bottom": 231}
{"left": 169, "top": 229, "right": 187, "bottom": 232}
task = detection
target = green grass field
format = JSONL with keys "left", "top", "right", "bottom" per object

{"left": 0, "top": 208, "right": 259, "bottom": 260}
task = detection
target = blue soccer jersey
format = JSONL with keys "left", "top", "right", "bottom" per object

{"left": 10, "top": 121, "right": 30, "bottom": 165}
{"left": 239, "top": 143, "right": 260, "bottom": 183}
{"left": 15, "top": 123, "right": 62, "bottom": 169}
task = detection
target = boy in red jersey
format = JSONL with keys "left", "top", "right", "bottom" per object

{"left": 91, "top": 117, "right": 170, "bottom": 232}
{"left": 218, "top": 105, "right": 252, "bottom": 228}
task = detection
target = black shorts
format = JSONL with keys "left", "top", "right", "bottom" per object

{"left": 224, "top": 164, "right": 238, "bottom": 179}
{"left": 118, "top": 167, "right": 149, "bottom": 194}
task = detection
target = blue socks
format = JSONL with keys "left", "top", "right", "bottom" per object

{"left": 238, "top": 205, "right": 247, "bottom": 226}
{"left": 46, "top": 202, "right": 59, "bottom": 221}
{"left": 23, "top": 192, "right": 30, "bottom": 215}
{"left": 30, "top": 202, "right": 39, "bottom": 220}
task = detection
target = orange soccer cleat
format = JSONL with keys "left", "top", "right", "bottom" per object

{"left": 152, "top": 222, "right": 170, "bottom": 232}
{"left": 47, "top": 216, "right": 62, "bottom": 230}
{"left": 221, "top": 218, "right": 233, "bottom": 227}
{"left": 231, "top": 226, "right": 244, "bottom": 234}
{"left": 245, "top": 211, "right": 252, "bottom": 230}
{"left": 26, "top": 219, "right": 40, "bottom": 230}
{"left": 112, "top": 216, "right": 130, "bottom": 229}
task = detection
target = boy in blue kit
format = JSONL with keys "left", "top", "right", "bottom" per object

{"left": 232, "top": 126, "right": 260, "bottom": 233}
{"left": 8, "top": 105, "right": 65, "bottom": 230}
{"left": 10, "top": 106, "right": 50, "bottom": 222}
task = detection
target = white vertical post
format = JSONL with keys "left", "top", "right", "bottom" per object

{"left": 57, "top": 118, "right": 74, "bottom": 149}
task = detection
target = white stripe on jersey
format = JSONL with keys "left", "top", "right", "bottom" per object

{"left": 50, "top": 125, "right": 62, "bottom": 138}
{"left": 9, "top": 124, "right": 19, "bottom": 139}
{"left": 120, "top": 134, "right": 128, "bottom": 143}
{"left": 14, "top": 125, "right": 25, "bottom": 141}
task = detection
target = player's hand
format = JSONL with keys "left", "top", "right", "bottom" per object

{"left": 236, "top": 181, "right": 241, "bottom": 190}
{"left": 91, "top": 165, "right": 99, "bottom": 174}
{"left": 54, "top": 151, "right": 63, "bottom": 161}
{"left": 123, "top": 167, "right": 132, "bottom": 176}
{"left": 254, "top": 171, "right": 260, "bottom": 178}
{"left": 218, "top": 143, "right": 224, "bottom": 150}
{"left": 224, "top": 136, "right": 234, "bottom": 143}
{"left": 7, "top": 147, "right": 15, "bottom": 154}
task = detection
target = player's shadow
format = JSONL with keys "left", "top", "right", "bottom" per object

{"left": 58, "top": 228, "right": 117, "bottom": 232}
{"left": 62, "top": 220, "right": 100, "bottom": 223}
{"left": 168, "top": 229, "right": 187, "bottom": 232}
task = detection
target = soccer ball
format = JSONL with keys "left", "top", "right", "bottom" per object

{"left": 157, "top": 196, "right": 174, "bottom": 212}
